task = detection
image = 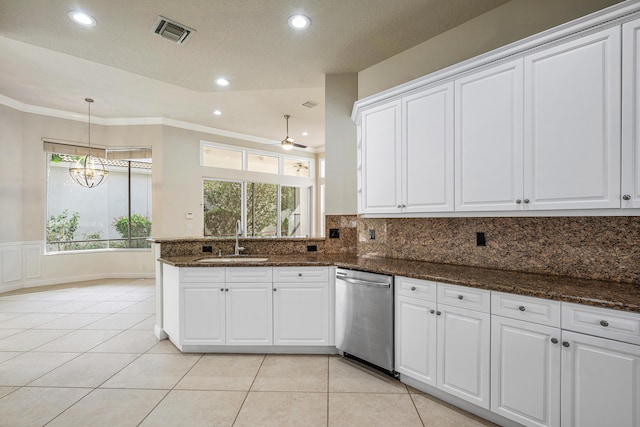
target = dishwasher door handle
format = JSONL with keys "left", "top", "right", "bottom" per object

{"left": 337, "top": 277, "right": 391, "bottom": 288}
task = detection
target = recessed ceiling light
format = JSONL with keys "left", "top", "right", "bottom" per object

{"left": 288, "top": 14, "right": 310, "bottom": 30}
{"left": 302, "top": 131, "right": 309, "bottom": 136}
{"left": 215, "top": 78, "right": 230, "bottom": 87}
{"left": 68, "top": 11, "right": 96, "bottom": 27}
{"left": 213, "top": 110, "right": 222, "bottom": 116}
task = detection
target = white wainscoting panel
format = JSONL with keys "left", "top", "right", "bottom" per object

{"left": 1, "top": 246, "right": 22, "bottom": 283}
{"left": 23, "top": 244, "right": 42, "bottom": 279}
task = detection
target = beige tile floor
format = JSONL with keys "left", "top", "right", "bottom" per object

{"left": 0, "top": 279, "right": 497, "bottom": 427}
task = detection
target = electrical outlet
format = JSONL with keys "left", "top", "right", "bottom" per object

{"left": 307, "top": 245, "right": 318, "bottom": 252}
{"left": 202, "top": 245, "right": 213, "bottom": 253}
{"left": 329, "top": 228, "right": 340, "bottom": 239}
{"left": 476, "top": 232, "right": 486, "bottom": 247}
{"left": 369, "top": 229, "right": 376, "bottom": 240}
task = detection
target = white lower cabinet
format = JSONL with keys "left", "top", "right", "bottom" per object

{"left": 561, "top": 330, "right": 640, "bottom": 427}
{"left": 491, "top": 315, "right": 561, "bottom": 427}
{"left": 182, "top": 283, "right": 226, "bottom": 345}
{"left": 395, "top": 294, "right": 437, "bottom": 386}
{"left": 273, "top": 281, "right": 329, "bottom": 345}
{"left": 225, "top": 282, "right": 272, "bottom": 345}
{"left": 437, "top": 303, "right": 491, "bottom": 409}
{"left": 165, "top": 265, "right": 332, "bottom": 349}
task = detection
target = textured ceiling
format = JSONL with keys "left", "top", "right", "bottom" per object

{"left": 0, "top": 0, "right": 509, "bottom": 148}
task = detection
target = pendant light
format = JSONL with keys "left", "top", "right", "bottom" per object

{"left": 69, "top": 98, "right": 109, "bottom": 188}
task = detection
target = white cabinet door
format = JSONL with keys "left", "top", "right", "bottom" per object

{"left": 402, "top": 83, "right": 454, "bottom": 212}
{"left": 361, "top": 100, "right": 402, "bottom": 214}
{"left": 561, "top": 330, "right": 640, "bottom": 427}
{"left": 623, "top": 18, "right": 640, "bottom": 208}
{"left": 491, "top": 316, "right": 561, "bottom": 427}
{"left": 182, "top": 284, "right": 225, "bottom": 345}
{"left": 455, "top": 59, "right": 524, "bottom": 211}
{"left": 273, "top": 281, "right": 329, "bottom": 345}
{"left": 524, "top": 27, "right": 621, "bottom": 210}
{"left": 437, "top": 304, "right": 491, "bottom": 409}
{"left": 225, "top": 282, "right": 272, "bottom": 346}
{"left": 395, "top": 295, "right": 437, "bottom": 386}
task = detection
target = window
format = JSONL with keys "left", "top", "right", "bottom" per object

{"left": 283, "top": 158, "right": 310, "bottom": 177}
{"left": 202, "top": 146, "right": 242, "bottom": 169}
{"left": 247, "top": 153, "right": 279, "bottom": 174}
{"left": 203, "top": 179, "right": 311, "bottom": 238}
{"left": 45, "top": 150, "right": 152, "bottom": 252}
{"left": 203, "top": 180, "right": 242, "bottom": 237}
{"left": 200, "top": 141, "right": 316, "bottom": 237}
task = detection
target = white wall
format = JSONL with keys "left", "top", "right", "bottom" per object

{"left": 325, "top": 74, "right": 358, "bottom": 215}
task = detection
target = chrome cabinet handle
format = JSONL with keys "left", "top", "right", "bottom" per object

{"left": 457, "top": 295, "right": 463, "bottom": 300}
{"left": 623, "top": 194, "right": 631, "bottom": 201}
{"left": 516, "top": 199, "right": 522, "bottom": 204}
{"left": 411, "top": 286, "right": 416, "bottom": 291}
{"left": 524, "top": 199, "right": 530, "bottom": 204}
{"left": 562, "top": 341, "right": 570, "bottom": 348}
{"left": 220, "top": 288, "right": 224, "bottom": 292}
{"left": 436, "top": 311, "right": 442, "bottom": 316}
{"left": 397, "top": 204, "right": 402, "bottom": 208}
{"left": 298, "top": 273, "right": 302, "bottom": 277}
{"left": 551, "top": 338, "right": 559, "bottom": 344}
{"left": 518, "top": 305, "right": 526, "bottom": 312}
{"left": 273, "top": 288, "right": 277, "bottom": 292}
{"left": 429, "top": 309, "right": 435, "bottom": 314}
{"left": 600, "top": 320, "right": 609, "bottom": 327}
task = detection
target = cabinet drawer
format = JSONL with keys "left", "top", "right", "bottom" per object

{"left": 437, "top": 283, "right": 490, "bottom": 313}
{"left": 273, "top": 267, "right": 329, "bottom": 283}
{"left": 179, "top": 267, "right": 225, "bottom": 283}
{"left": 562, "top": 302, "right": 640, "bottom": 345}
{"left": 492, "top": 292, "right": 560, "bottom": 327}
{"left": 395, "top": 276, "right": 437, "bottom": 302}
{"left": 225, "top": 267, "right": 272, "bottom": 283}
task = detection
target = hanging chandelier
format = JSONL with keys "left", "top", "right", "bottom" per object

{"left": 69, "top": 98, "right": 109, "bottom": 188}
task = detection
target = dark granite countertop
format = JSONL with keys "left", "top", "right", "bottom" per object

{"left": 158, "top": 254, "right": 640, "bottom": 313}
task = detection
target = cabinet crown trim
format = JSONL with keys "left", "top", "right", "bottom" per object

{"left": 352, "top": 1, "right": 639, "bottom": 123}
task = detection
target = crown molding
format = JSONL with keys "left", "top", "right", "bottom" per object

{"left": 0, "top": 93, "right": 321, "bottom": 153}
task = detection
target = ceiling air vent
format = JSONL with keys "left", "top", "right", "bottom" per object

{"left": 152, "top": 16, "right": 195, "bottom": 45}
{"left": 300, "top": 100, "right": 319, "bottom": 109}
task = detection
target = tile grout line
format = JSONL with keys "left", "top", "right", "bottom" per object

{"left": 135, "top": 351, "right": 205, "bottom": 426}
{"left": 231, "top": 353, "right": 267, "bottom": 426}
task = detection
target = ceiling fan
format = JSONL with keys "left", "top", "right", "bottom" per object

{"left": 281, "top": 114, "right": 307, "bottom": 150}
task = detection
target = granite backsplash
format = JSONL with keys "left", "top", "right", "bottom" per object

{"left": 158, "top": 238, "right": 326, "bottom": 258}
{"left": 356, "top": 216, "right": 640, "bottom": 285}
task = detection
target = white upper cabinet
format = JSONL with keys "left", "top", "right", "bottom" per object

{"left": 524, "top": 27, "right": 621, "bottom": 210}
{"left": 360, "top": 82, "right": 454, "bottom": 214}
{"left": 454, "top": 59, "right": 524, "bottom": 211}
{"left": 361, "top": 100, "right": 402, "bottom": 214}
{"left": 623, "top": 17, "right": 640, "bottom": 208}
{"left": 402, "top": 83, "right": 455, "bottom": 212}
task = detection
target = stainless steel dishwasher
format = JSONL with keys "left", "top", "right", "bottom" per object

{"left": 335, "top": 268, "right": 396, "bottom": 375}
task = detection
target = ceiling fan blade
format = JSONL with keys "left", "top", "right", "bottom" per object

{"left": 293, "top": 143, "right": 307, "bottom": 149}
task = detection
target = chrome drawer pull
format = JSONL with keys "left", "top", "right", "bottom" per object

{"left": 411, "top": 286, "right": 416, "bottom": 291}
{"left": 600, "top": 320, "right": 609, "bottom": 327}
{"left": 457, "top": 295, "right": 463, "bottom": 300}
{"left": 518, "top": 305, "right": 526, "bottom": 312}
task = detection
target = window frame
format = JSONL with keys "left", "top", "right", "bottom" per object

{"left": 44, "top": 147, "right": 153, "bottom": 254}
{"left": 202, "top": 179, "right": 313, "bottom": 238}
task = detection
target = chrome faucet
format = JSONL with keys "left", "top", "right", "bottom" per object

{"left": 234, "top": 219, "right": 245, "bottom": 256}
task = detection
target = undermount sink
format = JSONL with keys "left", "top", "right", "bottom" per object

{"left": 197, "top": 257, "right": 268, "bottom": 263}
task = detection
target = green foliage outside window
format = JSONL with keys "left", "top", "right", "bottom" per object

{"left": 112, "top": 214, "right": 152, "bottom": 248}
{"left": 46, "top": 209, "right": 80, "bottom": 251}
